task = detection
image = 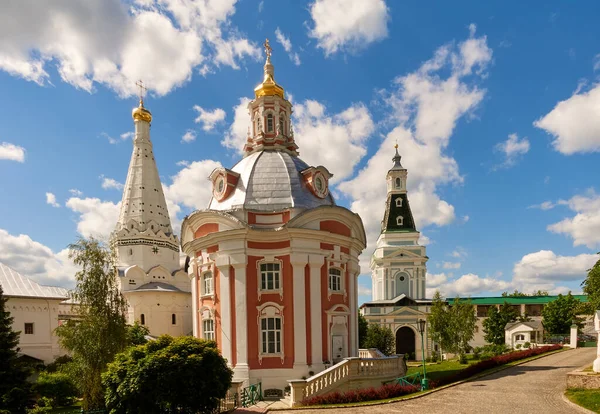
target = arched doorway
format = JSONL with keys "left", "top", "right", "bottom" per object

{"left": 396, "top": 326, "right": 416, "bottom": 357}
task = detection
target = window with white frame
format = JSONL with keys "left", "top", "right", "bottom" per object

{"left": 260, "top": 262, "right": 281, "bottom": 291}
{"left": 329, "top": 268, "right": 342, "bottom": 292}
{"left": 260, "top": 317, "right": 282, "bottom": 354}
{"left": 395, "top": 198, "right": 402, "bottom": 207}
{"left": 267, "top": 113, "right": 274, "bottom": 132}
{"left": 396, "top": 216, "right": 404, "bottom": 225}
{"left": 515, "top": 334, "right": 525, "bottom": 341}
{"left": 279, "top": 116, "right": 285, "bottom": 135}
{"left": 203, "top": 319, "right": 215, "bottom": 340}
{"left": 202, "top": 272, "right": 213, "bottom": 295}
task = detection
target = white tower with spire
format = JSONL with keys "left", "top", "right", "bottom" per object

{"left": 111, "top": 85, "right": 192, "bottom": 337}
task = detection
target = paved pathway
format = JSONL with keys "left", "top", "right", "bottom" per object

{"left": 275, "top": 348, "right": 595, "bottom": 414}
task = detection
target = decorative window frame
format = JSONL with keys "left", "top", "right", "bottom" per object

{"left": 199, "top": 306, "right": 215, "bottom": 341}
{"left": 395, "top": 177, "right": 402, "bottom": 188}
{"left": 395, "top": 198, "right": 402, "bottom": 207}
{"left": 257, "top": 257, "right": 283, "bottom": 300}
{"left": 396, "top": 216, "right": 404, "bottom": 226}
{"left": 278, "top": 111, "right": 286, "bottom": 136}
{"left": 263, "top": 110, "right": 276, "bottom": 136}
{"left": 256, "top": 302, "right": 285, "bottom": 364}
{"left": 201, "top": 270, "right": 215, "bottom": 298}
{"left": 328, "top": 267, "right": 343, "bottom": 294}
{"left": 326, "top": 255, "right": 348, "bottom": 300}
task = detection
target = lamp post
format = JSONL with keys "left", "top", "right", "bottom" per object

{"left": 417, "top": 319, "right": 429, "bottom": 391}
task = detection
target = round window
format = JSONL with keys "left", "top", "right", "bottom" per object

{"left": 399, "top": 276, "right": 405, "bottom": 282}
{"left": 217, "top": 177, "right": 224, "bottom": 193}
{"left": 315, "top": 176, "right": 323, "bottom": 191}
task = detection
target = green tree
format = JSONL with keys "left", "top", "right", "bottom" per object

{"left": 358, "top": 313, "right": 368, "bottom": 349}
{"left": 483, "top": 302, "right": 519, "bottom": 345}
{"left": 428, "top": 292, "right": 476, "bottom": 358}
{"left": 55, "top": 238, "right": 128, "bottom": 410}
{"left": 34, "top": 372, "right": 79, "bottom": 407}
{"left": 582, "top": 255, "right": 600, "bottom": 311}
{"left": 542, "top": 292, "right": 581, "bottom": 333}
{"left": 428, "top": 291, "right": 451, "bottom": 354}
{"left": 0, "top": 285, "right": 32, "bottom": 413}
{"left": 103, "top": 336, "right": 233, "bottom": 413}
{"left": 364, "top": 324, "right": 395, "bottom": 356}
{"left": 126, "top": 321, "right": 150, "bottom": 346}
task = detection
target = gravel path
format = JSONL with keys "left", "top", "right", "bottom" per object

{"left": 276, "top": 347, "right": 595, "bottom": 414}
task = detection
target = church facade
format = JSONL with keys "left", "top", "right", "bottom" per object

{"left": 111, "top": 94, "right": 192, "bottom": 337}
{"left": 180, "top": 41, "right": 366, "bottom": 390}
{"left": 360, "top": 149, "right": 432, "bottom": 359}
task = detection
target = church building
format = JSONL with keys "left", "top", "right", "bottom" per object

{"left": 360, "top": 148, "right": 431, "bottom": 359}
{"left": 111, "top": 92, "right": 192, "bottom": 337}
{"left": 180, "top": 40, "right": 366, "bottom": 391}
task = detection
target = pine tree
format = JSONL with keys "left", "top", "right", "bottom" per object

{"left": 0, "top": 284, "right": 32, "bottom": 413}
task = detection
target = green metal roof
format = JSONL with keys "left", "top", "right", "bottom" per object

{"left": 447, "top": 295, "right": 588, "bottom": 305}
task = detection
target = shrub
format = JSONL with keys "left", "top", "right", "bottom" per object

{"left": 472, "top": 347, "right": 482, "bottom": 360}
{"left": 523, "top": 342, "right": 531, "bottom": 349}
{"left": 459, "top": 353, "right": 468, "bottom": 364}
{"left": 515, "top": 344, "right": 522, "bottom": 350}
{"left": 302, "top": 383, "right": 419, "bottom": 406}
{"left": 430, "top": 350, "right": 439, "bottom": 362}
{"left": 34, "top": 372, "right": 78, "bottom": 407}
{"left": 44, "top": 355, "right": 73, "bottom": 373}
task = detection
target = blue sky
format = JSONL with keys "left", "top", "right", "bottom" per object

{"left": 1, "top": 0, "right": 599, "bottom": 306}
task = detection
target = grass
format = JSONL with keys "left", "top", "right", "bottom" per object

{"left": 406, "top": 359, "right": 478, "bottom": 382}
{"left": 565, "top": 389, "right": 600, "bottom": 413}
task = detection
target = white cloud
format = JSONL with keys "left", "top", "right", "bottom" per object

{"left": 120, "top": 131, "right": 134, "bottom": 140}
{"left": 339, "top": 27, "right": 491, "bottom": 261}
{"left": 193, "top": 106, "right": 226, "bottom": 131}
{"left": 547, "top": 190, "right": 600, "bottom": 248}
{"left": 534, "top": 84, "right": 600, "bottom": 154}
{"left": 528, "top": 201, "right": 555, "bottom": 210}
{"left": 442, "top": 261, "right": 461, "bottom": 270}
{"left": 0, "top": 0, "right": 260, "bottom": 96}
{"left": 69, "top": 189, "right": 83, "bottom": 196}
{"left": 164, "top": 159, "right": 222, "bottom": 210}
{"left": 181, "top": 130, "right": 197, "bottom": 143}
{"left": 308, "top": 0, "right": 389, "bottom": 55}
{"left": 0, "top": 228, "right": 79, "bottom": 287}
{"left": 418, "top": 234, "right": 432, "bottom": 246}
{"left": 0, "top": 142, "right": 25, "bottom": 162}
{"left": 594, "top": 54, "right": 600, "bottom": 72}
{"left": 46, "top": 192, "right": 60, "bottom": 208}
{"left": 100, "top": 176, "right": 124, "bottom": 191}
{"left": 494, "top": 133, "right": 530, "bottom": 168}
{"left": 427, "top": 272, "right": 510, "bottom": 298}
{"left": 222, "top": 97, "right": 252, "bottom": 151}
{"left": 65, "top": 197, "right": 120, "bottom": 240}
{"left": 451, "top": 247, "right": 468, "bottom": 260}
{"left": 275, "top": 28, "right": 301, "bottom": 65}
{"left": 512, "top": 250, "right": 597, "bottom": 292}
{"left": 357, "top": 283, "right": 372, "bottom": 296}
{"left": 176, "top": 160, "right": 190, "bottom": 167}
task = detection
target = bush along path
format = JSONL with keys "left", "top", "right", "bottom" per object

{"left": 300, "top": 344, "right": 563, "bottom": 407}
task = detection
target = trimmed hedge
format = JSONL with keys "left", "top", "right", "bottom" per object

{"left": 302, "top": 384, "right": 419, "bottom": 406}
{"left": 433, "top": 344, "right": 562, "bottom": 387}
{"left": 302, "top": 344, "right": 562, "bottom": 406}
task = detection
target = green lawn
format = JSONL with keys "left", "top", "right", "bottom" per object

{"left": 406, "top": 359, "right": 478, "bottom": 382}
{"left": 565, "top": 389, "right": 600, "bottom": 413}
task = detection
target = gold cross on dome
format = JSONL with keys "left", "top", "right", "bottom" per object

{"left": 263, "top": 38, "right": 272, "bottom": 59}
{"left": 135, "top": 79, "right": 147, "bottom": 105}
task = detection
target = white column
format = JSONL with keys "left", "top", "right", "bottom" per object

{"left": 216, "top": 260, "right": 232, "bottom": 364}
{"left": 191, "top": 273, "right": 198, "bottom": 338}
{"left": 309, "top": 255, "right": 323, "bottom": 367}
{"left": 233, "top": 262, "right": 249, "bottom": 383}
{"left": 348, "top": 260, "right": 360, "bottom": 356}
{"left": 291, "top": 254, "right": 308, "bottom": 367}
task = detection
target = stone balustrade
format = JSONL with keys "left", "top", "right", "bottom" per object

{"left": 288, "top": 355, "right": 406, "bottom": 407}
{"left": 358, "top": 348, "right": 387, "bottom": 358}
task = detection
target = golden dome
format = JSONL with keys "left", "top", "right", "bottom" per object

{"left": 254, "top": 38, "right": 285, "bottom": 99}
{"left": 132, "top": 100, "right": 152, "bottom": 123}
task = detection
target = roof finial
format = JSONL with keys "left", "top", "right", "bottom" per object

{"left": 391, "top": 142, "right": 403, "bottom": 169}
{"left": 263, "top": 38, "right": 272, "bottom": 63}
{"left": 135, "top": 79, "right": 148, "bottom": 107}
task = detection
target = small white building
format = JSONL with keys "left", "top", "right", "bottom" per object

{"left": 0, "top": 262, "right": 69, "bottom": 363}
{"left": 505, "top": 320, "right": 543, "bottom": 349}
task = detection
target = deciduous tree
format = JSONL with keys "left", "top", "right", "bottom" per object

{"left": 483, "top": 302, "right": 519, "bottom": 345}
{"left": 358, "top": 312, "right": 368, "bottom": 349}
{"left": 364, "top": 324, "right": 395, "bottom": 356}
{"left": 542, "top": 292, "right": 581, "bottom": 334}
{"left": 428, "top": 292, "right": 477, "bottom": 358}
{"left": 102, "top": 336, "right": 233, "bottom": 413}
{"left": 582, "top": 255, "right": 600, "bottom": 311}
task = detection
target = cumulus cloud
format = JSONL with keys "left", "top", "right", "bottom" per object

{"left": 0, "top": 0, "right": 260, "bottom": 96}
{"left": 69, "top": 189, "right": 83, "bottom": 196}
{"left": 163, "top": 159, "right": 222, "bottom": 210}
{"left": 534, "top": 84, "right": 600, "bottom": 154}
{"left": 494, "top": 133, "right": 530, "bottom": 169}
{"left": 65, "top": 197, "right": 120, "bottom": 240}
{"left": 339, "top": 26, "right": 491, "bottom": 261}
{"left": 528, "top": 201, "right": 556, "bottom": 210}
{"left": 0, "top": 142, "right": 25, "bottom": 162}
{"left": 181, "top": 130, "right": 197, "bottom": 143}
{"left": 45, "top": 192, "right": 60, "bottom": 208}
{"left": 275, "top": 28, "right": 300, "bottom": 65}
{"left": 193, "top": 106, "right": 226, "bottom": 131}
{"left": 357, "top": 283, "right": 372, "bottom": 296}
{"left": 442, "top": 261, "right": 461, "bottom": 270}
{"left": 427, "top": 272, "right": 510, "bottom": 298}
{"left": 0, "top": 228, "right": 79, "bottom": 287}
{"left": 547, "top": 190, "right": 600, "bottom": 248}
{"left": 100, "top": 176, "right": 124, "bottom": 191}
{"left": 222, "top": 97, "right": 252, "bottom": 151}
{"left": 308, "top": 0, "right": 389, "bottom": 55}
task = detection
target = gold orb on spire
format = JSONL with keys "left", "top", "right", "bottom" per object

{"left": 132, "top": 80, "right": 153, "bottom": 123}
{"left": 254, "top": 38, "right": 285, "bottom": 99}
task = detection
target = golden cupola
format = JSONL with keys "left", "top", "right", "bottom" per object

{"left": 132, "top": 99, "right": 153, "bottom": 123}
{"left": 254, "top": 39, "right": 285, "bottom": 99}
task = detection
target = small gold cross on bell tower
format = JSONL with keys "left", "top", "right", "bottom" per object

{"left": 135, "top": 79, "right": 148, "bottom": 106}
{"left": 263, "top": 38, "right": 272, "bottom": 61}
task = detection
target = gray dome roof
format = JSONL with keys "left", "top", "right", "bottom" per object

{"left": 208, "top": 150, "right": 335, "bottom": 212}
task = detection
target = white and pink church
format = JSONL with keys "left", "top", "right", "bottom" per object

{"left": 112, "top": 41, "right": 367, "bottom": 390}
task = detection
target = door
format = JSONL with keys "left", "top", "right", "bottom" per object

{"left": 396, "top": 326, "right": 416, "bottom": 357}
{"left": 332, "top": 335, "right": 345, "bottom": 363}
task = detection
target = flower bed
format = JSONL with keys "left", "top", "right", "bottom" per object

{"left": 302, "top": 383, "right": 419, "bottom": 406}
{"left": 301, "top": 344, "right": 562, "bottom": 406}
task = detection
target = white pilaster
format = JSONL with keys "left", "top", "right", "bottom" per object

{"left": 232, "top": 261, "right": 249, "bottom": 383}
{"left": 348, "top": 269, "right": 358, "bottom": 357}
{"left": 309, "top": 255, "right": 324, "bottom": 366}
{"left": 291, "top": 254, "right": 308, "bottom": 367}
{"left": 216, "top": 259, "right": 232, "bottom": 364}
{"left": 191, "top": 266, "right": 198, "bottom": 338}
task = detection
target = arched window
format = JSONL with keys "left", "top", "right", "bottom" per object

{"left": 171, "top": 314, "right": 176, "bottom": 325}
{"left": 329, "top": 268, "right": 342, "bottom": 292}
{"left": 202, "top": 272, "right": 213, "bottom": 295}
{"left": 395, "top": 177, "right": 401, "bottom": 188}
{"left": 267, "top": 113, "right": 274, "bottom": 132}
{"left": 260, "top": 317, "right": 282, "bottom": 354}
{"left": 203, "top": 319, "right": 215, "bottom": 340}
{"left": 396, "top": 216, "right": 404, "bottom": 225}
{"left": 279, "top": 116, "right": 285, "bottom": 135}
{"left": 515, "top": 334, "right": 525, "bottom": 341}
{"left": 395, "top": 198, "right": 402, "bottom": 207}
{"left": 140, "top": 314, "right": 145, "bottom": 325}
